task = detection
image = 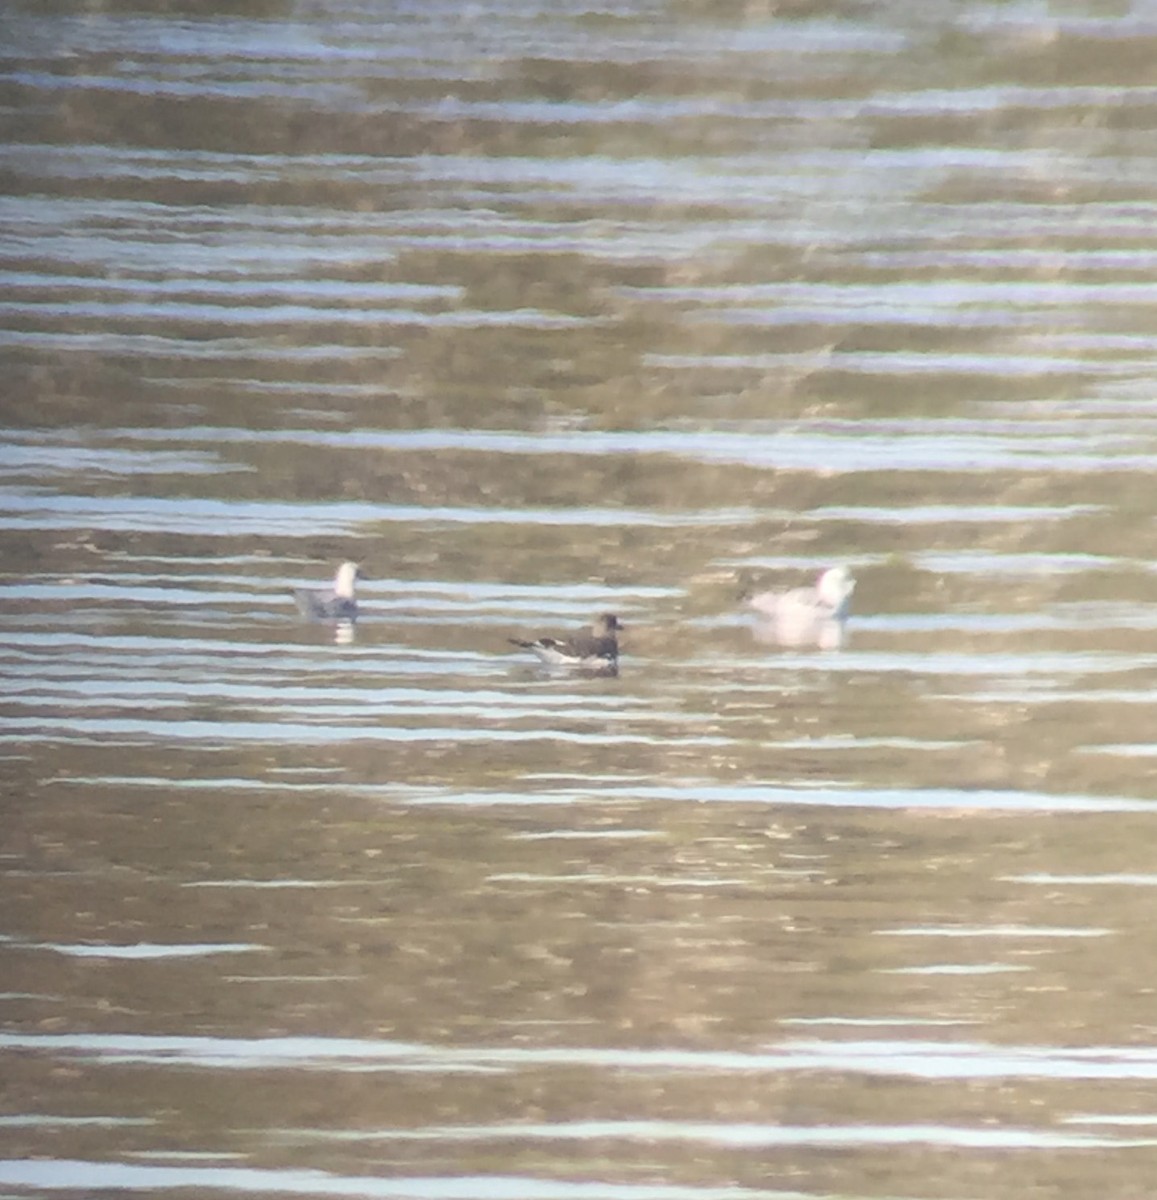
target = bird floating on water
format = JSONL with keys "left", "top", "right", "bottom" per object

{"left": 745, "top": 565, "right": 855, "bottom": 649}
{"left": 293, "top": 561, "right": 360, "bottom": 622}
{"left": 508, "top": 613, "right": 623, "bottom": 671}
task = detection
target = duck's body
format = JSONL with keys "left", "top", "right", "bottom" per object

{"left": 509, "top": 613, "right": 623, "bottom": 670}
{"left": 293, "top": 561, "right": 360, "bottom": 622}
{"left": 747, "top": 565, "right": 854, "bottom": 649}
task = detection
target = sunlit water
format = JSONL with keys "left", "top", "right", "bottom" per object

{"left": 4, "top": 2, "right": 1157, "bottom": 1198}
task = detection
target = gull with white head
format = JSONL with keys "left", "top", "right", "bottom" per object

{"left": 293, "top": 562, "right": 360, "bottom": 622}
{"left": 746, "top": 565, "right": 855, "bottom": 649}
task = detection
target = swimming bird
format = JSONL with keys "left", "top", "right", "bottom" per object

{"left": 746, "top": 565, "right": 855, "bottom": 649}
{"left": 508, "top": 613, "right": 623, "bottom": 670}
{"left": 292, "top": 561, "right": 360, "bottom": 622}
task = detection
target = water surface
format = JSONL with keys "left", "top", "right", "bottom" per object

{"left": 4, "top": 2, "right": 1157, "bottom": 1198}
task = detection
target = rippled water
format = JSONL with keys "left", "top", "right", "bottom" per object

{"left": 6, "top": 1, "right": 1157, "bottom": 1198}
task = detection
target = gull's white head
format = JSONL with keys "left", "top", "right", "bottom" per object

{"left": 334, "top": 562, "right": 360, "bottom": 598}
{"left": 817, "top": 565, "right": 855, "bottom": 609}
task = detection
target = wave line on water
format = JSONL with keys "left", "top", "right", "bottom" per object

{"left": 9, "top": 1033, "right": 1157, "bottom": 1083}
{"left": 284, "top": 1117, "right": 1157, "bottom": 1151}
{"left": 0, "top": 1159, "right": 784, "bottom": 1200}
